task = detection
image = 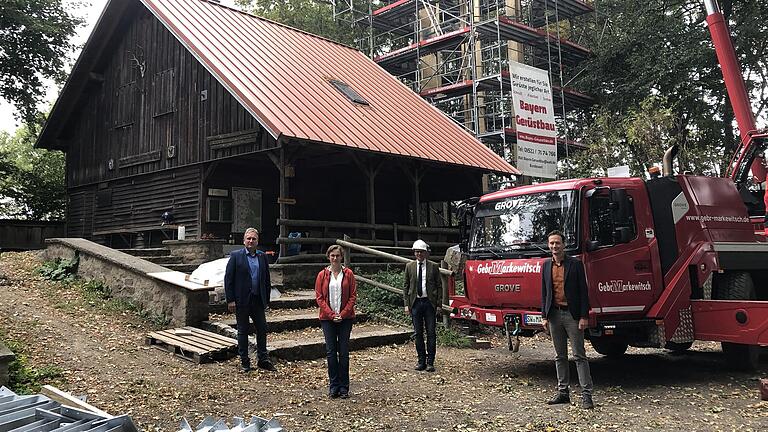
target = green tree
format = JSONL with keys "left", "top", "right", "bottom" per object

{"left": 570, "top": 0, "right": 768, "bottom": 178}
{"left": 0, "top": 126, "right": 66, "bottom": 220}
{"left": 237, "top": 0, "right": 365, "bottom": 46}
{"left": 0, "top": 0, "right": 82, "bottom": 126}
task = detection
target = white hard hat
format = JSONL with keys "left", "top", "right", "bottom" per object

{"left": 412, "top": 239, "right": 429, "bottom": 251}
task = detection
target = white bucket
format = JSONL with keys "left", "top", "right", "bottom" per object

{"left": 177, "top": 225, "right": 186, "bottom": 240}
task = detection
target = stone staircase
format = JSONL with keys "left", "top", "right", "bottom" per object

{"left": 118, "top": 247, "right": 199, "bottom": 273}
{"left": 202, "top": 290, "right": 412, "bottom": 361}
{"left": 117, "top": 247, "right": 413, "bottom": 361}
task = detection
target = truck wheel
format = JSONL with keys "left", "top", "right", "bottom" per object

{"left": 590, "top": 338, "right": 628, "bottom": 357}
{"left": 722, "top": 342, "right": 760, "bottom": 371}
{"left": 713, "top": 271, "right": 760, "bottom": 370}
{"left": 712, "top": 271, "right": 755, "bottom": 300}
{"left": 664, "top": 341, "right": 693, "bottom": 352}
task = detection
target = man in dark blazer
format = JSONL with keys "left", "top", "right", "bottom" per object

{"left": 403, "top": 239, "right": 443, "bottom": 372}
{"left": 225, "top": 227, "right": 277, "bottom": 373}
{"left": 541, "top": 230, "right": 594, "bottom": 409}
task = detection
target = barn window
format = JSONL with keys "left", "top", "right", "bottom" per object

{"left": 113, "top": 81, "right": 137, "bottom": 128}
{"left": 152, "top": 68, "right": 176, "bottom": 117}
{"left": 207, "top": 197, "right": 233, "bottom": 223}
{"left": 329, "top": 79, "right": 369, "bottom": 105}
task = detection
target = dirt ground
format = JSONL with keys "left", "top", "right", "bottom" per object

{"left": 0, "top": 251, "right": 766, "bottom": 431}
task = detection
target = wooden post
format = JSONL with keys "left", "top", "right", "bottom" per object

{"left": 279, "top": 147, "right": 287, "bottom": 258}
{"left": 413, "top": 171, "right": 421, "bottom": 228}
{"left": 342, "top": 234, "right": 351, "bottom": 268}
{"left": 440, "top": 260, "right": 450, "bottom": 327}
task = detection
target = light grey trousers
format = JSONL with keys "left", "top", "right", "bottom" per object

{"left": 548, "top": 308, "right": 593, "bottom": 396}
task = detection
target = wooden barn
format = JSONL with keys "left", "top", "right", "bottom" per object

{"left": 36, "top": 0, "right": 517, "bottom": 255}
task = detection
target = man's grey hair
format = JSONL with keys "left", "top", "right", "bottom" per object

{"left": 243, "top": 227, "right": 259, "bottom": 238}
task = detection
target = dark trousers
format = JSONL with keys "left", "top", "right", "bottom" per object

{"left": 236, "top": 296, "right": 268, "bottom": 367}
{"left": 411, "top": 297, "right": 436, "bottom": 365}
{"left": 321, "top": 319, "right": 353, "bottom": 394}
{"left": 548, "top": 308, "right": 593, "bottom": 396}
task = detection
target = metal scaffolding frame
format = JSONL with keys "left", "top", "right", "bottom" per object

{"left": 331, "top": 0, "right": 595, "bottom": 181}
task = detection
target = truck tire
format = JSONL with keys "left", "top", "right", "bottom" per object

{"left": 590, "top": 338, "right": 628, "bottom": 357}
{"left": 712, "top": 271, "right": 756, "bottom": 300}
{"left": 713, "top": 271, "right": 760, "bottom": 370}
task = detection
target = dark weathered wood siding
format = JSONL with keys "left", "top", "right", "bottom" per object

{"left": 63, "top": 6, "right": 273, "bottom": 188}
{"left": 92, "top": 165, "right": 202, "bottom": 237}
{"left": 60, "top": 6, "right": 279, "bottom": 239}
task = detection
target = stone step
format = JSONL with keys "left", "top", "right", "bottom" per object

{"left": 269, "top": 328, "right": 411, "bottom": 361}
{"left": 140, "top": 255, "right": 183, "bottom": 264}
{"left": 117, "top": 248, "right": 171, "bottom": 257}
{"left": 208, "top": 290, "right": 317, "bottom": 313}
{"left": 162, "top": 263, "right": 199, "bottom": 273}
{"left": 201, "top": 321, "right": 412, "bottom": 361}
{"left": 206, "top": 311, "right": 369, "bottom": 333}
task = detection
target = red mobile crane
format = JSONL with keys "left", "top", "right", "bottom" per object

{"left": 450, "top": 0, "right": 768, "bottom": 369}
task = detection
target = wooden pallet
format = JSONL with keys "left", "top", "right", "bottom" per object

{"left": 146, "top": 326, "right": 238, "bottom": 364}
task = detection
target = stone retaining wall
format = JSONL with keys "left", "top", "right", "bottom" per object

{"left": 45, "top": 238, "right": 210, "bottom": 326}
{"left": 163, "top": 239, "right": 226, "bottom": 265}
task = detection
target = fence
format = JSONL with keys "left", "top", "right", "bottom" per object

{"left": 0, "top": 219, "right": 66, "bottom": 250}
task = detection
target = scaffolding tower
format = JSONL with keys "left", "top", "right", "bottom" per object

{"left": 331, "top": 0, "right": 595, "bottom": 183}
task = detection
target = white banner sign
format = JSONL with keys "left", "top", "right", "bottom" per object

{"left": 509, "top": 61, "right": 557, "bottom": 178}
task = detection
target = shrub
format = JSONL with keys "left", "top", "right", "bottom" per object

{"left": 36, "top": 255, "right": 78, "bottom": 282}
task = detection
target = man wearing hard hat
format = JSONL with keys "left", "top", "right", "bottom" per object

{"left": 403, "top": 239, "right": 443, "bottom": 372}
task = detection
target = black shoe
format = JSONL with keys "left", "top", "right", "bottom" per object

{"left": 426, "top": 364, "right": 436, "bottom": 372}
{"left": 546, "top": 393, "right": 571, "bottom": 405}
{"left": 582, "top": 395, "right": 594, "bottom": 409}
{"left": 415, "top": 363, "right": 426, "bottom": 371}
{"left": 329, "top": 390, "right": 340, "bottom": 399}
{"left": 257, "top": 361, "right": 277, "bottom": 372}
{"left": 239, "top": 365, "right": 251, "bottom": 373}
{"left": 339, "top": 391, "right": 350, "bottom": 399}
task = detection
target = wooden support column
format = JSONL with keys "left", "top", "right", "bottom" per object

{"left": 267, "top": 143, "right": 291, "bottom": 257}
{"left": 350, "top": 153, "right": 382, "bottom": 240}
{"left": 401, "top": 163, "right": 424, "bottom": 229}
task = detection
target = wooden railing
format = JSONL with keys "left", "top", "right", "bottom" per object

{"left": 336, "top": 238, "right": 454, "bottom": 322}
{"left": 275, "top": 218, "right": 459, "bottom": 257}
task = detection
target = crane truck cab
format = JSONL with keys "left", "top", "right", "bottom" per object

{"left": 451, "top": 135, "right": 768, "bottom": 369}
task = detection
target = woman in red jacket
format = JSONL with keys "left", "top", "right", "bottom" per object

{"left": 315, "top": 244, "right": 357, "bottom": 399}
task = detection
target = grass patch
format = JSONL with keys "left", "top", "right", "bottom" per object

{"left": 1, "top": 337, "right": 63, "bottom": 395}
{"left": 356, "top": 269, "right": 474, "bottom": 348}
{"left": 437, "top": 325, "right": 473, "bottom": 348}
{"left": 356, "top": 269, "right": 409, "bottom": 325}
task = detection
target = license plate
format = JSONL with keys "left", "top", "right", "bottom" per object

{"left": 524, "top": 313, "right": 543, "bottom": 325}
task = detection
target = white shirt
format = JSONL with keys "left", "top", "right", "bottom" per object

{"left": 416, "top": 260, "right": 427, "bottom": 298}
{"left": 329, "top": 269, "right": 343, "bottom": 314}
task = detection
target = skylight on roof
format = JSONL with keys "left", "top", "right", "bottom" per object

{"left": 329, "top": 79, "right": 369, "bottom": 105}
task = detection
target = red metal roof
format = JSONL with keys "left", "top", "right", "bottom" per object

{"left": 141, "top": 0, "right": 517, "bottom": 174}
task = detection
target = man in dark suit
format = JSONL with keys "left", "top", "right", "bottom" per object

{"left": 403, "top": 239, "right": 443, "bottom": 372}
{"left": 225, "top": 227, "right": 277, "bottom": 373}
{"left": 541, "top": 230, "right": 594, "bottom": 409}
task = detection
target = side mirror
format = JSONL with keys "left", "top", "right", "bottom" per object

{"left": 586, "top": 240, "right": 600, "bottom": 252}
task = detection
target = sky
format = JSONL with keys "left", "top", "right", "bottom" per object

{"left": 0, "top": 0, "right": 237, "bottom": 135}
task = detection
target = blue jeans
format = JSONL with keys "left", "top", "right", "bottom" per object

{"left": 236, "top": 296, "right": 268, "bottom": 367}
{"left": 411, "top": 298, "right": 436, "bottom": 364}
{"left": 321, "top": 319, "right": 353, "bottom": 394}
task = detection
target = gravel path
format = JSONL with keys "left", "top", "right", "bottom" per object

{"left": 0, "top": 251, "right": 766, "bottom": 431}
